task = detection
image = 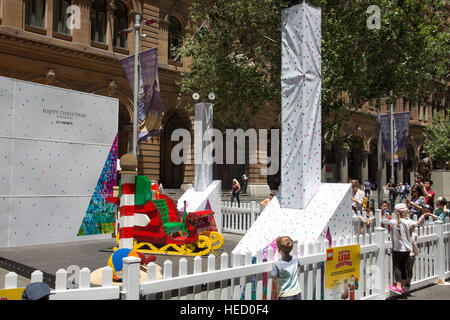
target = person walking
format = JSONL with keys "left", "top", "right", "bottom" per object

{"left": 241, "top": 172, "right": 249, "bottom": 194}
{"left": 388, "top": 203, "right": 414, "bottom": 295}
{"left": 363, "top": 180, "right": 371, "bottom": 198}
{"left": 404, "top": 182, "right": 410, "bottom": 197}
{"left": 398, "top": 183, "right": 407, "bottom": 203}
{"left": 271, "top": 236, "right": 302, "bottom": 300}
{"left": 385, "top": 182, "right": 398, "bottom": 213}
{"left": 231, "top": 179, "right": 241, "bottom": 208}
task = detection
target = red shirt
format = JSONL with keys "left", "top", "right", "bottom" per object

{"left": 425, "top": 189, "right": 435, "bottom": 206}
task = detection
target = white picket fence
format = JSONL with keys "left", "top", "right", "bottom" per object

{"left": 2, "top": 217, "right": 449, "bottom": 300}
{"left": 122, "top": 217, "right": 450, "bottom": 300}
{"left": 2, "top": 266, "right": 120, "bottom": 300}
{"left": 221, "top": 201, "right": 262, "bottom": 234}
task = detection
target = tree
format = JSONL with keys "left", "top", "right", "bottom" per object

{"left": 423, "top": 111, "right": 450, "bottom": 169}
{"left": 178, "top": 0, "right": 449, "bottom": 154}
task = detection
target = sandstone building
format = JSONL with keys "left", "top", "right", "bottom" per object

{"left": 0, "top": 0, "right": 447, "bottom": 197}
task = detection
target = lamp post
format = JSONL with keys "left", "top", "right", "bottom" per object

{"left": 389, "top": 90, "right": 395, "bottom": 185}
{"left": 132, "top": 13, "right": 141, "bottom": 156}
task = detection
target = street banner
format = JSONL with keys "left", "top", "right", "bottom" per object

{"left": 325, "top": 244, "right": 360, "bottom": 300}
{"left": 120, "top": 48, "right": 162, "bottom": 142}
{"left": 380, "top": 112, "right": 410, "bottom": 163}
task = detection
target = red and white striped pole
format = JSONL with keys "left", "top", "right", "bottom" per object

{"left": 118, "top": 154, "right": 138, "bottom": 249}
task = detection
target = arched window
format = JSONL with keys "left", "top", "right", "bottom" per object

{"left": 90, "top": 0, "right": 106, "bottom": 43}
{"left": 25, "top": 0, "right": 46, "bottom": 28}
{"left": 168, "top": 16, "right": 182, "bottom": 61}
{"left": 113, "top": 1, "right": 127, "bottom": 48}
{"left": 53, "top": 0, "right": 71, "bottom": 34}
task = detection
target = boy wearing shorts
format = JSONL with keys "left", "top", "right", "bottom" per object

{"left": 271, "top": 236, "right": 302, "bottom": 300}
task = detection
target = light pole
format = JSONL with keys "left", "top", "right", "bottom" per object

{"left": 389, "top": 90, "right": 395, "bottom": 185}
{"left": 132, "top": 13, "right": 141, "bottom": 157}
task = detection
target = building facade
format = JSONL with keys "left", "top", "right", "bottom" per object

{"left": 0, "top": 0, "right": 448, "bottom": 196}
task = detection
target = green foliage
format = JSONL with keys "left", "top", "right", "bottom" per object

{"left": 178, "top": 0, "right": 449, "bottom": 150}
{"left": 423, "top": 111, "right": 450, "bottom": 168}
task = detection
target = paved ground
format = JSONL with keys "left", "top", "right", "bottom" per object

{"left": 391, "top": 282, "right": 450, "bottom": 300}
{"left": 0, "top": 232, "right": 244, "bottom": 290}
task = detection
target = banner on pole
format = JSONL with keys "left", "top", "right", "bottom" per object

{"left": 380, "top": 112, "right": 410, "bottom": 163}
{"left": 120, "top": 48, "right": 162, "bottom": 142}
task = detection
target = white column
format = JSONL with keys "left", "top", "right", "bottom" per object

{"left": 281, "top": 3, "right": 322, "bottom": 209}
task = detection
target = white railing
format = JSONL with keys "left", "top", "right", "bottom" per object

{"left": 3, "top": 220, "right": 449, "bottom": 300}
{"left": 221, "top": 201, "right": 261, "bottom": 234}
{"left": 113, "top": 218, "right": 448, "bottom": 300}
{"left": 2, "top": 267, "right": 120, "bottom": 300}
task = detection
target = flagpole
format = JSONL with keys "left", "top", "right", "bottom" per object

{"left": 132, "top": 13, "right": 141, "bottom": 156}
{"left": 390, "top": 90, "right": 395, "bottom": 184}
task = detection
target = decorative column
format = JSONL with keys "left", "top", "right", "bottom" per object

{"left": 280, "top": 3, "right": 322, "bottom": 209}
{"left": 339, "top": 147, "right": 350, "bottom": 183}
{"left": 46, "top": 0, "right": 53, "bottom": 36}
{"left": 381, "top": 153, "right": 387, "bottom": 187}
{"left": 106, "top": 0, "right": 115, "bottom": 51}
{"left": 125, "top": 124, "right": 134, "bottom": 154}
{"left": 361, "top": 150, "right": 369, "bottom": 183}
{"left": 72, "top": 0, "right": 91, "bottom": 45}
{"left": 118, "top": 154, "right": 137, "bottom": 249}
{"left": 247, "top": 149, "right": 271, "bottom": 198}
{"left": 193, "top": 102, "right": 213, "bottom": 192}
{"left": 181, "top": 117, "right": 195, "bottom": 191}
{"left": 397, "top": 161, "right": 404, "bottom": 184}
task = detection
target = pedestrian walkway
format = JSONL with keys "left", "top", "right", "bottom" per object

{"left": 389, "top": 282, "right": 450, "bottom": 300}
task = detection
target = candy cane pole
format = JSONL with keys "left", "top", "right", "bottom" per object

{"left": 118, "top": 154, "right": 138, "bottom": 249}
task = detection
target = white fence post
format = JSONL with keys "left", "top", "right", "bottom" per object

{"left": 373, "top": 225, "right": 387, "bottom": 300}
{"left": 4, "top": 272, "right": 18, "bottom": 289}
{"left": 31, "top": 270, "right": 44, "bottom": 283}
{"left": 434, "top": 220, "right": 446, "bottom": 283}
{"left": 122, "top": 256, "right": 141, "bottom": 300}
{"left": 250, "top": 201, "right": 256, "bottom": 226}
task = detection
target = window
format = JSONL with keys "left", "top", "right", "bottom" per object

{"left": 168, "top": 16, "right": 182, "bottom": 61}
{"left": 53, "top": 0, "right": 70, "bottom": 34}
{"left": 25, "top": 0, "right": 46, "bottom": 28}
{"left": 113, "top": 1, "right": 127, "bottom": 48}
{"left": 90, "top": 0, "right": 106, "bottom": 43}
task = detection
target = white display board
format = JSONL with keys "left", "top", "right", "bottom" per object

{"left": 0, "top": 76, "right": 118, "bottom": 247}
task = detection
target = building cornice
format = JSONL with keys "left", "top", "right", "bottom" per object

{"left": 0, "top": 26, "right": 188, "bottom": 76}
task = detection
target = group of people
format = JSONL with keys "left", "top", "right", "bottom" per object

{"left": 351, "top": 175, "right": 449, "bottom": 295}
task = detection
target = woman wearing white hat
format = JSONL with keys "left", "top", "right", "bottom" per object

{"left": 388, "top": 203, "right": 414, "bottom": 295}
